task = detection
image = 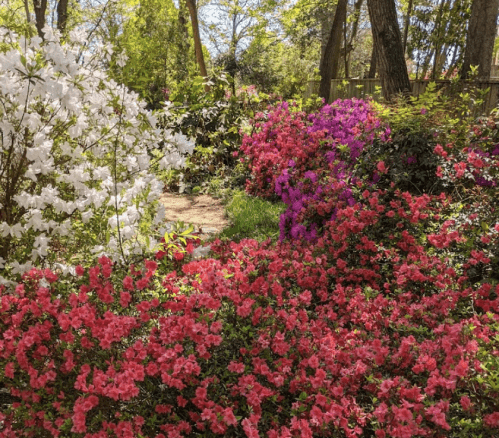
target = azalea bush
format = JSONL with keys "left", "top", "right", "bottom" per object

{"left": 275, "top": 168, "right": 356, "bottom": 242}
{"left": 0, "top": 28, "right": 193, "bottom": 284}
{"left": 240, "top": 99, "right": 387, "bottom": 241}
{"left": 1, "top": 181, "right": 499, "bottom": 437}
{"left": 240, "top": 101, "right": 329, "bottom": 200}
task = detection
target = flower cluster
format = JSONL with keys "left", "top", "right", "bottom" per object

{"left": 308, "top": 98, "right": 390, "bottom": 166}
{"left": 0, "top": 28, "right": 194, "bottom": 284}
{"left": 275, "top": 167, "right": 355, "bottom": 242}
{"left": 240, "top": 102, "right": 330, "bottom": 199}
{"left": 240, "top": 99, "right": 386, "bottom": 241}
{"left": 1, "top": 182, "right": 499, "bottom": 437}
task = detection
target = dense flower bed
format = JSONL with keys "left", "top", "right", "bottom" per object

{"left": 1, "top": 181, "right": 498, "bottom": 437}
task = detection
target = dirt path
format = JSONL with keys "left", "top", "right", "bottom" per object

{"left": 158, "top": 192, "right": 230, "bottom": 238}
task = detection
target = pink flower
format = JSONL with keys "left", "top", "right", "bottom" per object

{"left": 376, "top": 161, "right": 388, "bottom": 174}
{"left": 228, "top": 361, "right": 245, "bottom": 373}
{"left": 460, "top": 396, "right": 471, "bottom": 411}
{"left": 4, "top": 362, "right": 15, "bottom": 378}
{"left": 123, "top": 276, "right": 134, "bottom": 291}
{"left": 484, "top": 412, "right": 499, "bottom": 427}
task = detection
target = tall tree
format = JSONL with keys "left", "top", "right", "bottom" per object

{"left": 408, "top": 0, "right": 470, "bottom": 80}
{"left": 367, "top": 0, "right": 411, "bottom": 101}
{"left": 319, "top": 0, "right": 347, "bottom": 102}
{"left": 344, "top": 0, "right": 365, "bottom": 78}
{"left": 367, "top": 43, "right": 377, "bottom": 78}
{"left": 185, "top": 0, "right": 209, "bottom": 80}
{"left": 460, "top": 0, "right": 499, "bottom": 80}
{"left": 402, "top": 0, "right": 413, "bottom": 55}
{"left": 56, "top": 0, "right": 69, "bottom": 34}
{"left": 32, "top": 0, "right": 47, "bottom": 39}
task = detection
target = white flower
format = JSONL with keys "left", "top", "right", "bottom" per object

{"left": 0, "top": 32, "right": 190, "bottom": 281}
{"left": 81, "top": 210, "right": 93, "bottom": 223}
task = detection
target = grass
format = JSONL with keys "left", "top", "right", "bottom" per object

{"left": 213, "top": 189, "right": 287, "bottom": 243}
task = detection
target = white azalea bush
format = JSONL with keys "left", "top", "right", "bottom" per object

{"left": 0, "top": 27, "right": 194, "bottom": 284}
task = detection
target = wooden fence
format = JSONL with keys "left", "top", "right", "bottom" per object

{"left": 306, "top": 79, "right": 499, "bottom": 115}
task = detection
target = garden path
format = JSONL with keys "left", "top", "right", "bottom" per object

{"left": 158, "top": 191, "right": 229, "bottom": 239}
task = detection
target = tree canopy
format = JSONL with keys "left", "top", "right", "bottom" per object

{"left": 1, "top": 0, "right": 498, "bottom": 101}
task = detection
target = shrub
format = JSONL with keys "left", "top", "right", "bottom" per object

{"left": 158, "top": 76, "right": 268, "bottom": 193}
{"left": 240, "top": 101, "right": 329, "bottom": 200}
{"left": 242, "top": 98, "right": 386, "bottom": 241}
{"left": 0, "top": 28, "right": 193, "bottom": 284}
{"left": 1, "top": 183, "right": 499, "bottom": 437}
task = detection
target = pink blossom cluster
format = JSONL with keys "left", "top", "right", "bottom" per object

{"left": 240, "top": 102, "right": 330, "bottom": 199}
{"left": 1, "top": 183, "right": 499, "bottom": 437}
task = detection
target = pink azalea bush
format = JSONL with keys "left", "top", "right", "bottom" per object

{"left": 240, "top": 102, "right": 329, "bottom": 200}
{"left": 1, "top": 178, "right": 499, "bottom": 437}
{"left": 240, "top": 99, "right": 387, "bottom": 201}
{"left": 241, "top": 99, "right": 388, "bottom": 241}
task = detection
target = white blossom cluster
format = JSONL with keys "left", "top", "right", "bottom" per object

{"left": 0, "top": 27, "right": 194, "bottom": 285}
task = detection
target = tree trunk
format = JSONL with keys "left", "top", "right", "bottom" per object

{"left": 56, "top": 0, "right": 69, "bottom": 34}
{"left": 460, "top": 0, "right": 499, "bottom": 80}
{"left": 402, "top": 0, "right": 413, "bottom": 55}
{"left": 319, "top": 0, "right": 348, "bottom": 102}
{"left": 420, "top": 49, "right": 434, "bottom": 79}
{"left": 184, "top": 0, "right": 209, "bottom": 87}
{"left": 445, "top": 45, "right": 460, "bottom": 78}
{"left": 176, "top": 1, "right": 191, "bottom": 82}
{"left": 367, "top": 44, "right": 377, "bottom": 78}
{"left": 24, "top": 0, "right": 31, "bottom": 23}
{"left": 345, "top": 0, "right": 364, "bottom": 77}
{"left": 32, "top": 0, "right": 48, "bottom": 39}
{"left": 367, "top": 0, "right": 411, "bottom": 101}
{"left": 343, "top": 18, "right": 348, "bottom": 78}
{"left": 431, "top": 0, "right": 451, "bottom": 80}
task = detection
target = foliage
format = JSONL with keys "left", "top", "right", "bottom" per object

{"left": 237, "top": 37, "right": 319, "bottom": 98}
{"left": 354, "top": 82, "right": 498, "bottom": 197}
{"left": 108, "top": 0, "right": 197, "bottom": 110}
{"left": 159, "top": 75, "right": 269, "bottom": 193}
{"left": 0, "top": 0, "right": 36, "bottom": 48}
{"left": 407, "top": 0, "right": 472, "bottom": 79}
{"left": 0, "top": 29, "right": 193, "bottom": 285}
{"left": 217, "top": 190, "right": 287, "bottom": 243}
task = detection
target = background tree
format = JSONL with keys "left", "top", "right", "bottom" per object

{"left": 108, "top": 0, "right": 198, "bottom": 108}
{"left": 343, "top": 0, "right": 365, "bottom": 78}
{"left": 56, "top": 0, "right": 69, "bottom": 34}
{"left": 460, "top": 0, "right": 499, "bottom": 80}
{"left": 367, "top": 0, "right": 411, "bottom": 100}
{"left": 0, "top": 0, "right": 35, "bottom": 43}
{"left": 319, "top": 0, "right": 347, "bottom": 101}
{"left": 407, "top": 0, "right": 471, "bottom": 80}
{"left": 185, "top": 0, "right": 209, "bottom": 79}
{"left": 32, "top": 0, "right": 47, "bottom": 38}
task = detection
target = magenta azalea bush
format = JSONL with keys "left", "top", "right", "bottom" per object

{"left": 241, "top": 99, "right": 388, "bottom": 241}
{"left": 1, "top": 180, "right": 499, "bottom": 437}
